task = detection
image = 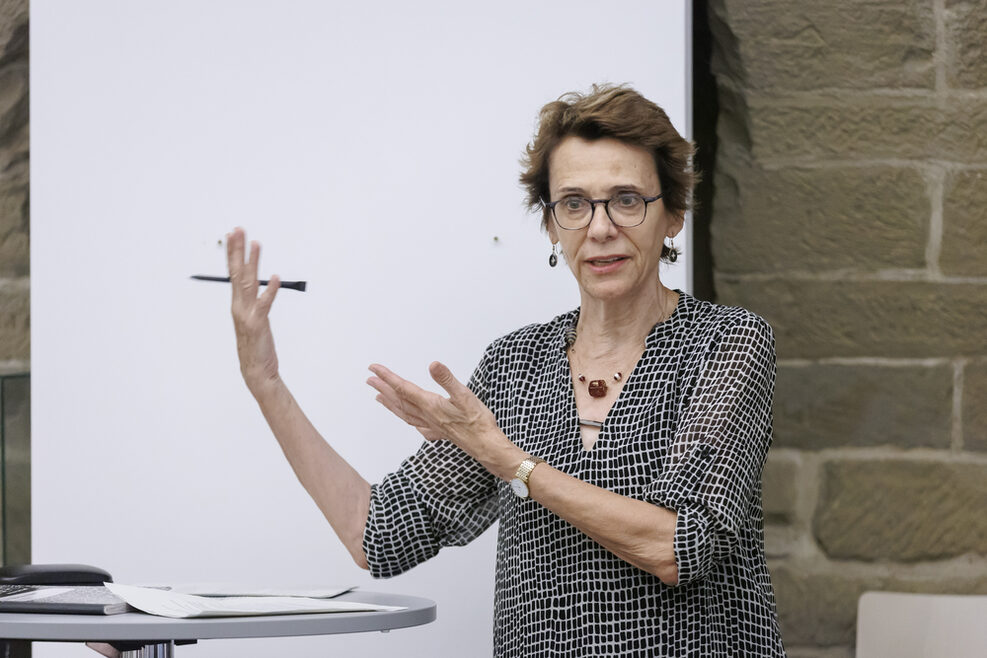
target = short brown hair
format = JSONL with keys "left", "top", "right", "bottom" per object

{"left": 520, "top": 84, "right": 696, "bottom": 262}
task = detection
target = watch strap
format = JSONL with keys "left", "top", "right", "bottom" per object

{"left": 514, "top": 456, "right": 546, "bottom": 485}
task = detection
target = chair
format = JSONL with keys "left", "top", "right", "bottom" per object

{"left": 856, "top": 591, "right": 987, "bottom": 658}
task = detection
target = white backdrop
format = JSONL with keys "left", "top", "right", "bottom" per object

{"left": 31, "top": 1, "right": 690, "bottom": 655}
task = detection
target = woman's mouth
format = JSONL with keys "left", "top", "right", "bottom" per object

{"left": 586, "top": 256, "right": 628, "bottom": 272}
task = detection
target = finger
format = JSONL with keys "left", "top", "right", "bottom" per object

{"left": 373, "top": 391, "right": 430, "bottom": 428}
{"left": 367, "top": 376, "right": 428, "bottom": 422}
{"left": 242, "top": 240, "right": 261, "bottom": 297}
{"left": 368, "top": 364, "right": 425, "bottom": 402}
{"left": 257, "top": 274, "right": 280, "bottom": 315}
{"left": 429, "top": 361, "right": 471, "bottom": 401}
{"left": 227, "top": 228, "right": 246, "bottom": 283}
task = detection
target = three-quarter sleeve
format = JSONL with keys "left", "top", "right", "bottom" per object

{"left": 363, "top": 349, "right": 501, "bottom": 578}
{"left": 644, "top": 314, "right": 776, "bottom": 586}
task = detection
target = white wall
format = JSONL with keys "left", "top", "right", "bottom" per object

{"left": 31, "top": 1, "right": 689, "bottom": 655}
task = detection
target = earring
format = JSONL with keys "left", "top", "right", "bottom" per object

{"left": 667, "top": 239, "right": 678, "bottom": 263}
{"left": 549, "top": 244, "right": 559, "bottom": 268}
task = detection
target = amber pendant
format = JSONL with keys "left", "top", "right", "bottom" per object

{"left": 587, "top": 379, "right": 608, "bottom": 397}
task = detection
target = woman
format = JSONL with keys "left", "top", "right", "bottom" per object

{"left": 228, "top": 85, "right": 785, "bottom": 656}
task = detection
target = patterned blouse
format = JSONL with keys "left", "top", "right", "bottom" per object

{"left": 364, "top": 292, "right": 786, "bottom": 656}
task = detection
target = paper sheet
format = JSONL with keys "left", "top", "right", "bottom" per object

{"left": 165, "top": 583, "right": 356, "bottom": 598}
{"left": 104, "top": 583, "right": 405, "bottom": 619}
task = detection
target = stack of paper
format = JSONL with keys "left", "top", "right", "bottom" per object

{"left": 104, "top": 583, "right": 405, "bottom": 619}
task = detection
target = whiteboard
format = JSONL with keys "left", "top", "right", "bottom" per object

{"left": 31, "top": 1, "right": 690, "bottom": 655}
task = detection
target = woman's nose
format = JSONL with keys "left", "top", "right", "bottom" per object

{"left": 586, "top": 202, "right": 618, "bottom": 239}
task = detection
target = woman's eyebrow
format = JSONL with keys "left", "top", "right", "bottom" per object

{"left": 555, "top": 186, "right": 588, "bottom": 195}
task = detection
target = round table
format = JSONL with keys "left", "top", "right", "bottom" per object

{"left": 0, "top": 591, "right": 436, "bottom": 657}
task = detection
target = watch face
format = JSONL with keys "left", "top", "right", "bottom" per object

{"left": 510, "top": 478, "right": 529, "bottom": 498}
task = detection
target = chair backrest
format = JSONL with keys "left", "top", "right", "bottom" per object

{"left": 856, "top": 591, "right": 987, "bottom": 658}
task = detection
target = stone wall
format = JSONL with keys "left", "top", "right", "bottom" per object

{"left": 0, "top": 0, "right": 28, "bottom": 374}
{"left": 0, "top": 0, "right": 29, "bottom": 593}
{"left": 706, "top": 0, "right": 987, "bottom": 655}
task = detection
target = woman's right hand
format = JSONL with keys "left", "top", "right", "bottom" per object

{"left": 227, "top": 227, "right": 282, "bottom": 399}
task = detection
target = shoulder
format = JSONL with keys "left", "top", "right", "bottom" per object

{"left": 481, "top": 309, "right": 577, "bottom": 358}
{"left": 679, "top": 293, "right": 775, "bottom": 355}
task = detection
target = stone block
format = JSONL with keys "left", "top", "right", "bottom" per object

{"left": 716, "top": 279, "right": 987, "bottom": 359}
{"left": 964, "top": 359, "right": 987, "bottom": 452}
{"left": 714, "top": 0, "right": 936, "bottom": 92}
{"left": 0, "top": 373, "right": 29, "bottom": 564}
{"left": 771, "top": 561, "right": 987, "bottom": 646}
{"left": 945, "top": 0, "right": 987, "bottom": 88}
{"left": 0, "top": 180, "right": 28, "bottom": 277}
{"left": 814, "top": 459, "right": 987, "bottom": 561}
{"left": 774, "top": 363, "right": 952, "bottom": 449}
{"left": 941, "top": 170, "right": 987, "bottom": 277}
{"left": 713, "top": 164, "right": 928, "bottom": 274}
{"left": 748, "top": 97, "right": 987, "bottom": 164}
{"left": 0, "top": 122, "right": 28, "bottom": 183}
{"left": 0, "top": 0, "right": 27, "bottom": 63}
{"left": 0, "top": 282, "right": 28, "bottom": 361}
{"left": 762, "top": 453, "right": 799, "bottom": 523}
{"left": 0, "top": 65, "right": 26, "bottom": 141}
{"left": 771, "top": 565, "right": 868, "bottom": 646}
{"left": 764, "top": 525, "right": 799, "bottom": 559}
{"left": 786, "top": 648, "right": 852, "bottom": 658}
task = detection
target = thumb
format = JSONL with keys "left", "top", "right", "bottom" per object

{"left": 429, "top": 361, "right": 469, "bottom": 400}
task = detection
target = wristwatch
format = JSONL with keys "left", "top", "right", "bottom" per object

{"left": 510, "top": 456, "right": 546, "bottom": 499}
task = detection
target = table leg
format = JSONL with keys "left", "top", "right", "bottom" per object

{"left": 119, "top": 642, "right": 174, "bottom": 658}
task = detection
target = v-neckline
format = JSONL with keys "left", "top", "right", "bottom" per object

{"left": 559, "top": 291, "right": 687, "bottom": 453}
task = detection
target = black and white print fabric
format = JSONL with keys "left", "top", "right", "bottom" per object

{"left": 364, "top": 292, "right": 786, "bottom": 656}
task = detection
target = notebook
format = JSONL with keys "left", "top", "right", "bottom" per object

{"left": 0, "top": 584, "right": 129, "bottom": 615}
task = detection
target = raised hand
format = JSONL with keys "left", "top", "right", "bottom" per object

{"left": 227, "top": 227, "right": 282, "bottom": 399}
{"left": 367, "top": 362, "right": 521, "bottom": 480}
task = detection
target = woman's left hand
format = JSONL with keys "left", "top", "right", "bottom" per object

{"left": 367, "top": 362, "right": 521, "bottom": 479}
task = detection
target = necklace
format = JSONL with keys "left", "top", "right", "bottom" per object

{"left": 567, "top": 291, "right": 676, "bottom": 399}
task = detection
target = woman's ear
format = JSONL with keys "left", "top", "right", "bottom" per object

{"left": 666, "top": 212, "right": 685, "bottom": 239}
{"left": 547, "top": 220, "right": 559, "bottom": 245}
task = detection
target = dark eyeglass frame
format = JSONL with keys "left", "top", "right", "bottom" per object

{"left": 543, "top": 193, "right": 664, "bottom": 230}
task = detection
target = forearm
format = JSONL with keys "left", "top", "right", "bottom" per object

{"left": 253, "top": 378, "right": 371, "bottom": 569}
{"left": 526, "top": 463, "right": 679, "bottom": 585}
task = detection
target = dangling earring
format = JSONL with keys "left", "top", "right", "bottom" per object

{"left": 549, "top": 243, "right": 559, "bottom": 268}
{"left": 667, "top": 238, "right": 678, "bottom": 263}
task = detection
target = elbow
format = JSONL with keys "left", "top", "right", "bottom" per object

{"left": 648, "top": 550, "right": 678, "bottom": 586}
{"left": 655, "top": 561, "right": 678, "bottom": 587}
{"left": 353, "top": 552, "right": 369, "bottom": 571}
{"left": 655, "top": 564, "right": 679, "bottom": 587}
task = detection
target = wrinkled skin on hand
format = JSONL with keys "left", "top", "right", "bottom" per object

{"left": 227, "top": 227, "right": 282, "bottom": 397}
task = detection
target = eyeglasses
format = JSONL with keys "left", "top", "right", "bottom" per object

{"left": 543, "top": 193, "right": 663, "bottom": 230}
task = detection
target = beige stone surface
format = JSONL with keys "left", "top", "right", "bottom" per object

{"left": 945, "top": 0, "right": 987, "bottom": 88}
{"left": 715, "top": 0, "right": 936, "bottom": 92}
{"left": 941, "top": 170, "right": 987, "bottom": 277}
{"left": 748, "top": 97, "right": 987, "bottom": 164}
{"left": 964, "top": 359, "right": 987, "bottom": 452}
{"left": 0, "top": 0, "right": 27, "bottom": 63}
{"left": 814, "top": 459, "right": 987, "bottom": 561}
{"left": 762, "top": 453, "right": 799, "bottom": 523}
{"left": 0, "top": 65, "right": 26, "bottom": 142}
{"left": 0, "top": 180, "right": 27, "bottom": 277}
{"left": 774, "top": 363, "right": 952, "bottom": 449}
{"left": 771, "top": 565, "right": 869, "bottom": 646}
{"left": 1, "top": 374, "right": 30, "bottom": 564}
{"left": 771, "top": 561, "right": 987, "bottom": 646}
{"left": 713, "top": 164, "right": 928, "bottom": 274}
{"left": 0, "top": 283, "right": 28, "bottom": 361}
{"left": 785, "top": 648, "right": 852, "bottom": 658}
{"left": 709, "top": 0, "right": 987, "bottom": 652}
{"left": 717, "top": 279, "right": 987, "bottom": 359}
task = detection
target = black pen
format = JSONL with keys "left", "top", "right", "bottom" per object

{"left": 190, "top": 275, "right": 307, "bottom": 292}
